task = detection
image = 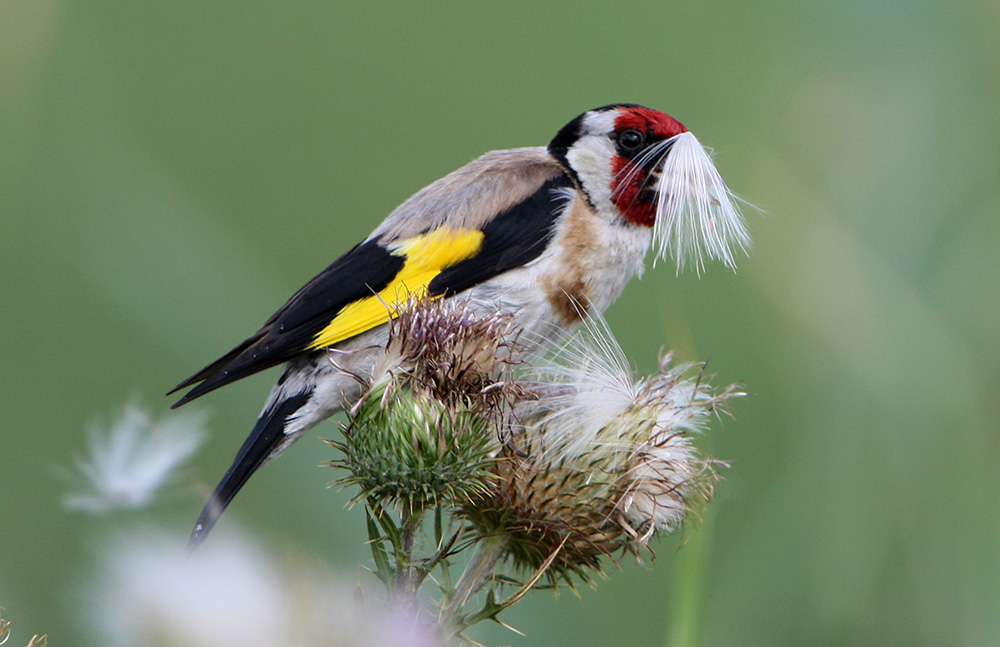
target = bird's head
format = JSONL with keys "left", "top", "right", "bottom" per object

{"left": 548, "top": 104, "right": 751, "bottom": 273}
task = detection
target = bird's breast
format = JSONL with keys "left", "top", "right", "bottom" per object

{"left": 541, "top": 194, "right": 650, "bottom": 324}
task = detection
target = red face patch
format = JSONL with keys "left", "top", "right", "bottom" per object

{"left": 610, "top": 107, "right": 687, "bottom": 227}
{"left": 610, "top": 157, "right": 656, "bottom": 226}
{"left": 614, "top": 106, "right": 687, "bottom": 141}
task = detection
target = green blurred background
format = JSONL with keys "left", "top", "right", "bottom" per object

{"left": 2, "top": 1, "right": 998, "bottom": 645}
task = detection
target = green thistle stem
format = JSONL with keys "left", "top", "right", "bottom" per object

{"left": 439, "top": 532, "right": 509, "bottom": 630}
{"left": 394, "top": 505, "right": 427, "bottom": 603}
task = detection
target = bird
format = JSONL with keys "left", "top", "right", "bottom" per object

{"left": 170, "top": 103, "right": 750, "bottom": 548}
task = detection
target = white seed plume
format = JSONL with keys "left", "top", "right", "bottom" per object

{"left": 653, "top": 131, "right": 752, "bottom": 274}
{"left": 518, "top": 315, "right": 639, "bottom": 461}
{"left": 518, "top": 316, "right": 736, "bottom": 537}
{"left": 617, "top": 355, "right": 727, "bottom": 536}
{"left": 63, "top": 405, "right": 205, "bottom": 513}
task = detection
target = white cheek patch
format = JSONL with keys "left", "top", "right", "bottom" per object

{"left": 565, "top": 134, "right": 616, "bottom": 209}
{"left": 653, "top": 131, "right": 752, "bottom": 274}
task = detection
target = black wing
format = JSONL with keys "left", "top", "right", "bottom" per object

{"left": 170, "top": 174, "right": 573, "bottom": 407}
{"left": 428, "top": 176, "right": 572, "bottom": 295}
{"left": 169, "top": 238, "right": 403, "bottom": 407}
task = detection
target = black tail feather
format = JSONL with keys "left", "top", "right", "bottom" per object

{"left": 187, "top": 392, "right": 311, "bottom": 550}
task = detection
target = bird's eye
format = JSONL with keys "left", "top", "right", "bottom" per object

{"left": 618, "top": 129, "right": 646, "bottom": 154}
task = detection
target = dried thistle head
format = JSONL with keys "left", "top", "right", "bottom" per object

{"left": 372, "top": 296, "right": 524, "bottom": 413}
{"left": 609, "top": 355, "right": 738, "bottom": 542}
{"left": 465, "top": 427, "right": 632, "bottom": 582}
{"left": 461, "top": 318, "right": 739, "bottom": 581}
{"left": 327, "top": 296, "right": 739, "bottom": 586}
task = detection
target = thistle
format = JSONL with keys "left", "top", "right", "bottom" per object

{"left": 328, "top": 298, "right": 522, "bottom": 513}
{"left": 325, "top": 298, "right": 740, "bottom": 640}
{"left": 460, "top": 320, "right": 737, "bottom": 586}
{"left": 328, "top": 384, "right": 497, "bottom": 513}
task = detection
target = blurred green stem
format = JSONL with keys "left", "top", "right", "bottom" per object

{"left": 665, "top": 508, "right": 714, "bottom": 647}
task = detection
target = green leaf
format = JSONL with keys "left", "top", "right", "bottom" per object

{"left": 365, "top": 507, "right": 393, "bottom": 586}
{"left": 373, "top": 505, "right": 403, "bottom": 548}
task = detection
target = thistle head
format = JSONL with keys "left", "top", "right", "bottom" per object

{"left": 371, "top": 296, "right": 524, "bottom": 413}
{"left": 462, "top": 318, "right": 740, "bottom": 581}
{"left": 330, "top": 298, "right": 524, "bottom": 511}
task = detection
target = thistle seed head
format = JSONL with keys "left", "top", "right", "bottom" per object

{"left": 372, "top": 296, "right": 524, "bottom": 413}
{"left": 462, "top": 320, "right": 739, "bottom": 580}
{"left": 328, "top": 298, "right": 739, "bottom": 584}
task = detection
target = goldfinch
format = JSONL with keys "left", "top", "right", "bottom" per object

{"left": 171, "top": 103, "right": 750, "bottom": 547}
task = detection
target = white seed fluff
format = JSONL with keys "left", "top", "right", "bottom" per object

{"left": 653, "top": 131, "right": 752, "bottom": 274}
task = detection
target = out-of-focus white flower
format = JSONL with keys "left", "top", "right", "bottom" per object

{"left": 63, "top": 405, "right": 205, "bottom": 513}
{"left": 88, "top": 529, "right": 439, "bottom": 647}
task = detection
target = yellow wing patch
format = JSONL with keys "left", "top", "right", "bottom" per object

{"left": 306, "top": 227, "right": 485, "bottom": 350}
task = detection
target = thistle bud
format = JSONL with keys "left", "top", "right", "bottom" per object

{"left": 328, "top": 298, "right": 523, "bottom": 511}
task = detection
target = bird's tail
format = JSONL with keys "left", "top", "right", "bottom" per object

{"left": 187, "top": 392, "right": 310, "bottom": 550}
